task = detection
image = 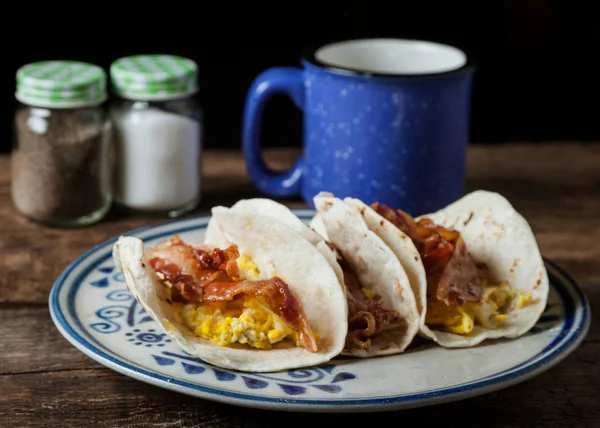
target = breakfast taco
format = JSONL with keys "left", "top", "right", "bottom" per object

{"left": 112, "top": 207, "right": 348, "bottom": 372}
{"left": 207, "top": 197, "right": 420, "bottom": 357}
{"left": 312, "top": 193, "right": 421, "bottom": 356}
{"left": 344, "top": 190, "right": 549, "bottom": 347}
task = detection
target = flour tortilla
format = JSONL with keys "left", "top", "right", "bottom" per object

{"left": 205, "top": 198, "right": 345, "bottom": 289}
{"left": 206, "top": 198, "right": 323, "bottom": 247}
{"left": 417, "top": 190, "right": 549, "bottom": 346}
{"left": 344, "top": 197, "right": 427, "bottom": 318}
{"left": 112, "top": 209, "right": 348, "bottom": 373}
{"left": 355, "top": 190, "right": 550, "bottom": 348}
{"left": 313, "top": 192, "right": 421, "bottom": 356}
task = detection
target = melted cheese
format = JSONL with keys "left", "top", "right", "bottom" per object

{"left": 425, "top": 280, "right": 533, "bottom": 335}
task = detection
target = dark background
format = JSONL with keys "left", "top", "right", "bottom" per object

{"left": 3, "top": 1, "right": 598, "bottom": 153}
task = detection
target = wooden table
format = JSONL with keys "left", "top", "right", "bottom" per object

{"left": 1, "top": 143, "right": 598, "bottom": 427}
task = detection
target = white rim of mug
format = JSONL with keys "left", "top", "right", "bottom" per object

{"left": 303, "top": 37, "right": 474, "bottom": 79}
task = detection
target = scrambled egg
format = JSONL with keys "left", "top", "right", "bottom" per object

{"left": 425, "top": 280, "right": 533, "bottom": 335}
{"left": 177, "top": 254, "right": 299, "bottom": 350}
{"left": 236, "top": 254, "right": 260, "bottom": 280}
{"left": 181, "top": 297, "right": 296, "bottom": 349}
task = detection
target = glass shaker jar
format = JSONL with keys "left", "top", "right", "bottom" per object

{"left": 11, "top": 61, "right": 112, "bottom": 227}
{"left": 109, "top": 54, "right": 203, "bottom": 217}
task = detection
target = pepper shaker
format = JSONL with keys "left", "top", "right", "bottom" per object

{"left": 11, "top": 60, "right": 112, "bottom": 227}
{"left": 109, "top": 54, "right": 203, "bottom": 217}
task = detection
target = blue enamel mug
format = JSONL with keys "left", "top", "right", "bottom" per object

{"left": 242, "top": 38, "right": 475, "bottom": 215}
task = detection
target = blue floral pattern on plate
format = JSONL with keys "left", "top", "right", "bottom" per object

{"left": 87, "top": 267, "right": 356, "bottom": 395}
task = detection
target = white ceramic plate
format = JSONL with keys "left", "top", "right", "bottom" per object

{"left": 49, "top": 211, "right": 591, "bottom": 413}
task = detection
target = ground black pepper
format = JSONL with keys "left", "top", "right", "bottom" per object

{"left": 11, "top": 106, "right": 112, "bottom": 225}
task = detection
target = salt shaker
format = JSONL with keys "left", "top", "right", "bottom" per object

{"left": 11, "top": 60, "right": 112, "bottom": 227}
{"left": 109, "top": 54, "right": 202, "bottom": 217}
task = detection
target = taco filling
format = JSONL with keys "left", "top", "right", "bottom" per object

{"left": 146, "top": 235, "right": 318, "bottom": 351}
{"left": 331, "top": 250, "right": 403, "bottom": 350}
{"left": 371, "top": 203, "right": 532, "bottom": 335}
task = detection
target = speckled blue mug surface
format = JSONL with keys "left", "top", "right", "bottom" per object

{"left": 242, "top": 38, "right": 475, "bottom": 215}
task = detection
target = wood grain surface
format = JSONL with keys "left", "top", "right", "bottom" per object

{"left": 0, "top": 143, "right": 598, "bottom": 427}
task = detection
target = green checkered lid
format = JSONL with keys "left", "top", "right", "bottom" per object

{"left": 16, "top": 60, "right": 107, "bottom": 108}
{"left": 110, "top": 54, "right": 198, "bottom": 101}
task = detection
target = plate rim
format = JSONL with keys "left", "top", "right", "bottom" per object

{"left": 48, "top": 212, "right": 592, "bottom": 413}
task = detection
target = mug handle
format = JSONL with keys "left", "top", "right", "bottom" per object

{"left": 242, "top": 67, "right": 304, "bottom": 197}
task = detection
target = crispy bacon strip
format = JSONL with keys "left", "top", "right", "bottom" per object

{"left": 149, "top": 257, "right": 203, "bottom": 302}
{"left": 203, "top": 278, "right": 317, "bottom": 352}
{"left": 148, "top": 236, "right": 243, "bottom": 302}
{"left": 338, "top": 257, "right": 401, "bottom": 349}
{"left": 147, "top": 236, "right": 317, "bottom": 352}
{"left": 371, "top": 203, "right": 482, "bottom": 306}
